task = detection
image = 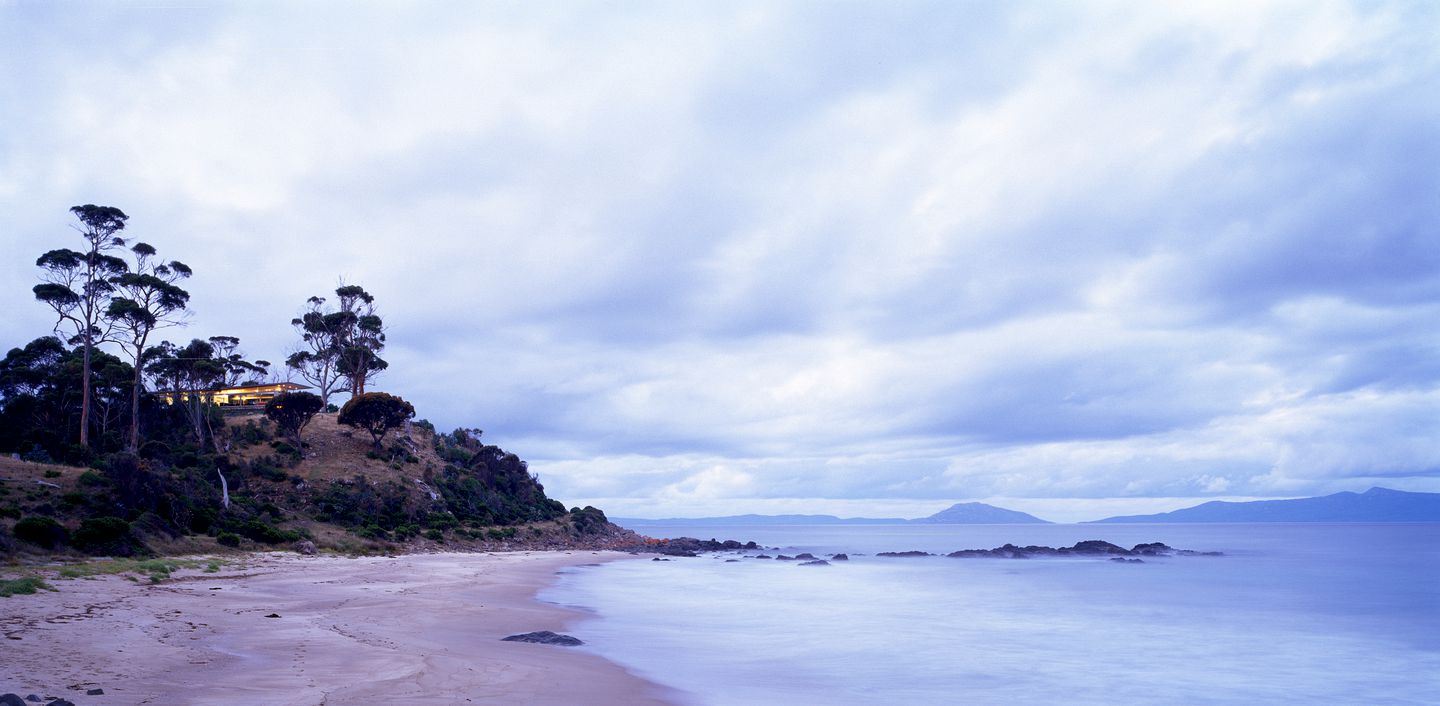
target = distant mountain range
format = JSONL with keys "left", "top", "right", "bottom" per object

{"left": 615, "top": 488, "right": 1440, "bottom": 527}
{"left": 1089, "top": 487, "right": 1440, "bottom": 523}
{"left": 615, "top": 502, "right": 1052, "bottom": 526}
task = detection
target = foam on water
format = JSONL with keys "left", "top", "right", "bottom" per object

{"left": 545, "top": 524, "right": 1440, "bottom": 705}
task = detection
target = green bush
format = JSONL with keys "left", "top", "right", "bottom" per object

{"left": 13, "top": 515, "right": 69, "bottom": 548}
{"left": 71, "top": 516, "right": 135, "bottom": 554}
{"left": 77, "top": 470, "right": 107, "bottom": 487}
{"left": 236, "top": 519, "right": 300, "bottom": 545}
{"left": 0, "top": 576, "right": 55, "bottom": 597}
{"left": 424, "top": 528, "right": 444, "bottom": 542}
{"left": 216, "top": 532, "right": 241, "bottom": 547}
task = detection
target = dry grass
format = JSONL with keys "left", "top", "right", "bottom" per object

{"left": 0, "top": 456, "right": 83, "bottom": 490}
{"left": 227, "top": 413, "right": 449, "bottom": 485}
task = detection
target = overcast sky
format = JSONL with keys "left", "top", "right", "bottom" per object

{"left": 2, "top": 1, "right": 1437, "bottom": 521}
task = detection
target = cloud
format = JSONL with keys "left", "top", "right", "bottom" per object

{"left": 2, "top": 1, "right": 1437, "bottom": 517}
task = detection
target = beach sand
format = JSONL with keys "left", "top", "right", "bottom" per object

{"left": 1, "top": 551, "right": 679, "bottom": 705}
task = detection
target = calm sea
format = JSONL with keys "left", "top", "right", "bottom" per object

{"left": 544, "top": 523, "right": 1440, "bottom": 705}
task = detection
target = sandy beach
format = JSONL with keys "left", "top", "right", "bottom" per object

{"left": 1, "top": 551, "right": 678, "bottom": 705}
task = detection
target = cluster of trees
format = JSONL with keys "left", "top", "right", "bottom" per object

{"left": 9, "top": 204, "right": 399, "bottom": 460}
{"left": 2, "top": 203, "right": 579, "bottom": 556}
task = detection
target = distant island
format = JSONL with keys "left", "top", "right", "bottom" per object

{"left": 618, "top": 488, "right": 1440, "bottom": 527}
{"left": 1089, "top": 487, "right": 1440, "bottom": 523}
{"left": 616, "top": 502, "right": 1052, "bottom": 526}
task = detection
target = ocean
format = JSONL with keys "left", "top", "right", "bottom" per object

{"left": 544, "top": 523, "right": 1440, "bottom": 705}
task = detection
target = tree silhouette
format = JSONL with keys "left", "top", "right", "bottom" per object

{"left": 107, "top": 242, "right": 191, "bottom": 451}
{"left": 265, "top": 391, "right": 324, "bottom": 445}
{"left": 33, "top": 205, "right": 130, "bottom": 448}
{"left": 337, "top": 391, "right": 414, "bottom": 451}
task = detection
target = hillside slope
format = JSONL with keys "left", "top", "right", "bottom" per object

{"left": 2, "top": 411, "right": 643, "bottom": 557}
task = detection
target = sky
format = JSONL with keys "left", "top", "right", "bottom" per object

{"left": 2, "top": 1, "right": 1437, "bottom": 522}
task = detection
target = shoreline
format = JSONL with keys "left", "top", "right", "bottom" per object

{"left": 1, "top": 551, "right": 680, "bottom": 705}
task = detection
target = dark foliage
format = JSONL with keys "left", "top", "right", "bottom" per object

{"left": 13, "top": 515, "right": 69, "bottom": 548}
{"left": 429, "top": 428, "right": 566, "bottom": 526}
{"left": 338, "top": 392, "right": 414, "bottom": 450}
{"left": 71, "top": 516, "right": 144, "bottom": 555}
{"left": 265, "top": 391, "right": 323, "bottom": 444}
{"left": 569, "top": 506, "right": 610, "bottom": 534}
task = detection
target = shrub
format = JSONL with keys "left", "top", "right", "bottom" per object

{"left": 0, "top": 576, "right": 54, "bottom": 597}
{"left": 570, "top": 506, "right": 610, "bottom": 534}
{"left": 235, "top": 520, "right": 300, "bottom": 545}
{"left": 338, "top": 392, "right": 415, "bottom": 451}
{"left": 13, "top": 515, "right": 69, "bottom": 548}
{"left": 265, "top": 392, "right": 324, "bottom": 444}
{"left": 216, "top": 532, "right": 241, "bottom": 547}
{"left": 71, "top": 516, "right": 136, "bottom": 554}
{"left": 77, "top": 470, "right": 107, "bottom": 487}
{"left": 43, "top": 469, "right": 62, "bottom": 479}
{"left": 424, "top": 528, "right": 444, "bottom": 542}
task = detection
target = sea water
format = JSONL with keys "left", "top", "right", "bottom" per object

{"left": 543, "top": 524, "right": 1440, "bottom": 705}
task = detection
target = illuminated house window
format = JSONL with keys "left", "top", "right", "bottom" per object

{"left": 156, "top": 382, "right": 310, "bottom": 407}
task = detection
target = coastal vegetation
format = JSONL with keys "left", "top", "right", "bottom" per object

{"left": 2, "top": 204, "right": 631, "bottom": 564}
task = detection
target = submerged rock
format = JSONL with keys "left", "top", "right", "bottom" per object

{"left": 502, "top": 631, "right": 584, "bottom": 646}
{"left": 799, "top": 559, "right": 830, "bottom": 566}
{"left": 877, "top": 551, "right": 933, "bottom": 557}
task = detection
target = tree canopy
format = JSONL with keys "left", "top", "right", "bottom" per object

{"left": 337, "top": 391, "right": 414, "bottom": 451}
{"left": 265, "top": 391, "right": 324, "bottom": 444}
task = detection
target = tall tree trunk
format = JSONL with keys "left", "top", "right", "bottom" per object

{"left": 128, "top": 364, "right": 142, "bottom": 451}
{"left": 80, "top": 339, "right": 92, "bottom": 449}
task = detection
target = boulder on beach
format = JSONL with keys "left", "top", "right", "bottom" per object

{"left": 501, "top": 631, "right": 584, "bottom": 646}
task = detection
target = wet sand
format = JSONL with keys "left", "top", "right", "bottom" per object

{"left": 0, "top": 551, "right": 679, "bottom": 705}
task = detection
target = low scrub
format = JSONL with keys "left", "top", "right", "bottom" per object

{"left": 0, "top": 576, "right": 55, "bottom": 597}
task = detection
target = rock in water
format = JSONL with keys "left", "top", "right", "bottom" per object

{"left": 1, "top": 694, "right": 27, "bottom": 706}
{"left": 86, "top": 688, "right": 105, "bottom": 695}
{"left": 501, "top": 631, "right": 584, "bottom": 646}
{"left": 830, "top": 553, "right": 849, "bottom": 561}
{"left": 799, "top": 559, "right": 830, "bottom": 566}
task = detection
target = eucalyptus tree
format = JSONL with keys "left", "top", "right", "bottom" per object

{"left": 32, "top": 205, "right": 130, "bottom": 448}
{"left": 286, "top": 296, "right": 344, "bottom": 406}
{"left": 332, "top": 284, "right": 387, "bottom": 396}
{"left": 107, "top": 242, "right": 192, "bottom": 451}
{"left": 287, "top": 284, "right": 386, "bottom": 403}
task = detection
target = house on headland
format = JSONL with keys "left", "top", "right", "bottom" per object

{"left": 155, "top": 382, "right": 309, "bottom": 407}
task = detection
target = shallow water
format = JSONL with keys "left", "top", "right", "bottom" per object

{"left": 545, "top": 524, "right": 1440, "bottom": 705}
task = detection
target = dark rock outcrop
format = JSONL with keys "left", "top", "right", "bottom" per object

{"left": 645, "top": 537, "right": 758, "bottom": 556}
{"left": 799, "top": 559, "right": 830, "bottom": 566}
{"left": 877, "top": 550, "right": 933, "bottom": 557}
{"left": 502, "top": 631, "right": 584, "bottom": 646}
{"left": 830, "top": 553, "right": 849, "bottom": 561}
{"left": 947, "top": 540, "right": 1221, "bottom": 559}
{"left": 2, "top": 694, "right": 27, "bottom": 706}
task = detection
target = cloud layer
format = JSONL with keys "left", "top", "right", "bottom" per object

{"left": 3, "top": 1, "right": 1437, "bottom": 518}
